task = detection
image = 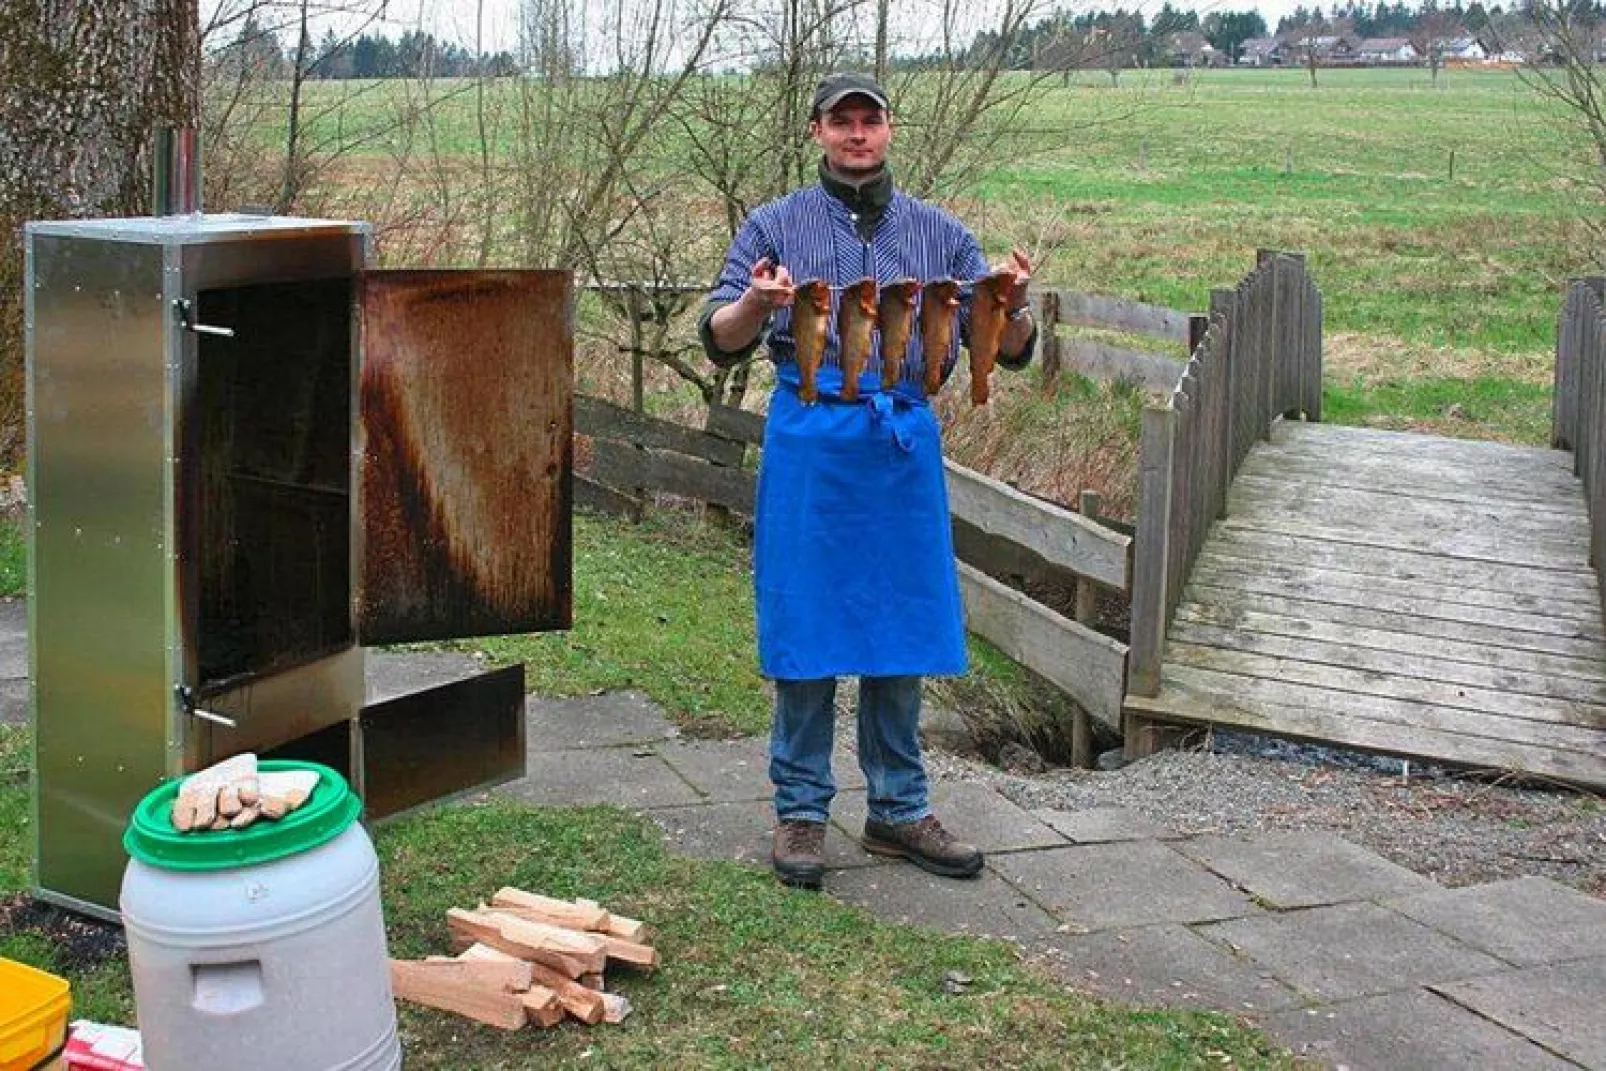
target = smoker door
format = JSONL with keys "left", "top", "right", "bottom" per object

{"left": 357, "top": 270, "right": 573, "bottom": 644}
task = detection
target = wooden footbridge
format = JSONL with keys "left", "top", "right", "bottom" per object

{"left": 1122, "top": 259, "right": 1606, "bottom": 790}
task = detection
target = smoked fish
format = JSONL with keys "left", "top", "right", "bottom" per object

{"left": 919, "top": 278, "right": 962, "bottom": 398}
{"left": 792, "top": 278, "right": 831, "bottom": 403}
{"left": 877, "top": 278, "right": 922, "bottom": 391}
{"left": 968, "top": 270, "right": 1014, "bottom": 406}
{"left": 837, "top": 278, "right": 879, "bottom": 402}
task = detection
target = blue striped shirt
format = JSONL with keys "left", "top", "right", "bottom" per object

{"left": 706, "top": 184, "right": 992, "bottom": 393}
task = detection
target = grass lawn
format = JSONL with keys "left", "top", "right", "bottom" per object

{"left": 0, "top": 512, "right": 1299, "bottom": 1066}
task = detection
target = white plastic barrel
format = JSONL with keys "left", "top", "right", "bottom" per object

{"left": 120, "top": 761, "right": 402, "bottom": 1070}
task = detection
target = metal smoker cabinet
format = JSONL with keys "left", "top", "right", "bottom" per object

{"left": 24, "top": 215, "right": 573, "bottom": 916}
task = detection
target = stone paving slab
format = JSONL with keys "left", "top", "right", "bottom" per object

{"left": 1035, "top": 922, "right": 1303, "bottom": 1014}
{"left": 654, "top": 739, "right": 865, "bottom": 802}
{"left": 1173, "top": 830, "right": 1440, "bottom": 909}
{"left": 1031, "top": 806, "right": 1177, "bottom": 843}
{"left": 646, "top": 796, "right": 882, "bottom": 871}
{"left": 1198, "top": 902, "right": 1508, "bottom": 1002}
{"left": 829, "top": 865, "right": 1063, "bottom": 945}
{"left": 0, "top": 679, "right": 27, "bottom": 727}
{"left": 499, "top": 746, "right": 702, "bottom": 808}
{"left": 0, "top": 599, "right": 26, "bottom": 677}
{"left": 365, "top": 649, "right": 486, "bottom": 702}
{"left": 991, "top": 841, "right": 1260, "bottom": 932}
{"left": 523, "top": 691, "right": 680, "bottom": 751}
{"left": 1265, "top": 988, "right": 1580, "bottom": 1071}
{"left": 1432, "top": 956, "right": 1606, "bottom": 1069}
{"left": 830, "top": 781, "right": 1067, "bottom": 855}
{"left": 1386, "top": 875, "right": 1606, "bottom": 968}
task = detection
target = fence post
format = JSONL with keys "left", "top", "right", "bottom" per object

{"left": 1127, "top": 405, "right": 1176, "bottom": 701}
{"left": 1037, "top": 290, "right": 1062, "bottom": 395}
{"left": 1256, "top": 249, "right": 1280, "bottom": 440}
{"left": 1071, "top": 488, "right": 1100, "bottom": 769}
{"left": 1210, "top": 288, "right": 1237, "bottom": 505}
{"left": 1279, "top": 251, "right": 1307, "bottom": 420}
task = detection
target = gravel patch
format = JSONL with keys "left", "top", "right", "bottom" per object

{"left": 922, "top": 735, "right": 1606, "bottom": 899}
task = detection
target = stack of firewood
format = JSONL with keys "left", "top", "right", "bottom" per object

{"left": 389, "top": 887, "right": 657, "bottom": 1030}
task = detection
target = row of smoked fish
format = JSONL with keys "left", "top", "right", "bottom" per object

{"left": 792, "top": 270, "right": 1017, "bottom": 405}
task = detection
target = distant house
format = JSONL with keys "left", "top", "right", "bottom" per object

{"left": 1355, "top": 37, "right": 1419, "bottom": 64}
{"left": 1441, "top": 36, "right": 1487, "bottom": 62}
{"left": 1301, "top": 34, "right": 1359, "bottom": 62}
{"left": 1238, "top": 37, "right": 1285, "bottom": 66}
{"left": 1168, "top": 31, "right": 1226, "bottom": 67}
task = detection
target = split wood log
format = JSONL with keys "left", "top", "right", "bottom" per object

{"left": 576, "top": 898, "right": 652, "bottom": 942}
{"left": 482, "top": 903, "right": 657, "bottom": 970}
{"left": 524, "top": 960, "right": 607, "bottom": 1025}
{"left": 521, "top": 986, "right": 565, "bottom": 1028}
{"left": 491, "top": 887, "right": 611, "bottom": 931}
{"left": 415, "top": 954, "right": 532, "bottom": 992}
{"left": 447, "top": 907, "right": 605, "bottom": 977}
{"left": 578, "top": 972, "right": 603, "bottom": 991}
{"left": 389, "top": 960, "right": 527, "bottom": 1031}
{"left": 458, "top": 942, "right": 606, "bottom": 1026}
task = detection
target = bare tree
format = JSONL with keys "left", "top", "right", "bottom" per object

{"left": 1295, "top": 15, "right": 1327, "bottom": 89}
{"left": 1408, "top": 7, "right": 1462, "bottom": 87}
{"left": 1503, "top": 0, "right": 1606, "bottom": 261}
{"left": 0, "top": 0, "right": 199, "bottom": 461}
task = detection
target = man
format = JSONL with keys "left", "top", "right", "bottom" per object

{"left": 699, "top": 72, "right": 1037, "bottom": 890}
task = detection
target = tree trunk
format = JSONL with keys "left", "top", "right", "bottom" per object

{"left": 0, "top": 0, "right": 200, "bottom": 463}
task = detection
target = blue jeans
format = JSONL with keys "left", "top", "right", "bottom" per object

{"left": 769, "top": 675, "right": 930, "bottom": 826}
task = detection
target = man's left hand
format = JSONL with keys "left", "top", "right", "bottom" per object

{"left": 993, "top": 247, "right": 1032, "bottom": 312}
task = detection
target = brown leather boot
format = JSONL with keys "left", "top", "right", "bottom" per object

{"left": 772, "top": 819, "right": 826, "bottom": 889}
{"left": 862, "top": 814, "right": 984, "bottom": 878}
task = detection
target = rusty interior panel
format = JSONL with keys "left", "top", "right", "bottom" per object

{"left": 359, "top": 271, "right": 573, "bottom": 645}
{"left": 194, "top": 280, "right": 354, "bottom": 685}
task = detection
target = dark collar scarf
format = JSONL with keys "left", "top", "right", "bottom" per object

{"left": 818, "top": 158, "right": 894, "bottom": 243}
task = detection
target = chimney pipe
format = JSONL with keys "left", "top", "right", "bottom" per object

{"left": 152, "top": 128, "right": 202, "bottom": 216}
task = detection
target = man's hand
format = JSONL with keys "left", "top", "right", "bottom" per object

{"left": 993, "top": 247, "right": 1032, "bottom": 312}
{"left": 740, "top": 257, "right": 796, "bottom": 313}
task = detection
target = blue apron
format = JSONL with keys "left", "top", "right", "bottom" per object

{"left": 754, "top": 365, "right": 968, "bottom": 681}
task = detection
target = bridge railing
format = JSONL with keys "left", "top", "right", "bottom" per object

{"left": 1553, "top": 277, "right": 1606, "bottom": 619}
{"left": 1126, "top": 250, "right": 1324, "bottom": 699}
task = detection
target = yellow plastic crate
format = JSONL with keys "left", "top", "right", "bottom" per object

{"left": 0, "top": 958, "right": 70, "bottom": 1071}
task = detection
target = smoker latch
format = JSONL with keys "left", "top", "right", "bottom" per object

{"left": 172, "top": 298, "right": 235, "bottom": 339}
{"left": 176, "top": 684, "right": 238, "bottom": 728}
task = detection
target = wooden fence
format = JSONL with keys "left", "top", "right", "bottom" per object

{"left": 1035, "top": 287, "right": 1194, "bottom": 391}
{"left": 1126, "top": 250, "right": 1324, "bottom": 698}
{"left": 574, "top": 394, "right": 1132, "bottom": 753}
{"left": 1553, "top": 276, "right": 1606, "bottom": 621}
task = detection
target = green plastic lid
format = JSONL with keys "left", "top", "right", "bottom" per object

{"left": 123, "top": 760, "right": 361, "bottom": 871}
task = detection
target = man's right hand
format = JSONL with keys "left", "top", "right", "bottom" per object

{"left": 740, "top": 257, "right": 795, "bottom": 312}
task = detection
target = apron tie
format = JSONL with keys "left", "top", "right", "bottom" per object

{"left": 868, "top": 391, "right": 917, "bottom": 453}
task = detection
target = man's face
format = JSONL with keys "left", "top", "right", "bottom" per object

{"left": 809, "top": 98, "right": 892, "bottom": 176}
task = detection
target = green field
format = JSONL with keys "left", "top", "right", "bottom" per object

{"left": 262, "top": 65, "right": 1582, "bottom": 443}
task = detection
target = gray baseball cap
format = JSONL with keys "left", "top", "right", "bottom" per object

{"left": 810, "top": 73, "right": 890, "bottom": 118}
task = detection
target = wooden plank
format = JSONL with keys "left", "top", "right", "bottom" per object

{"left": 1236, "top": 448, "right": 1583, "bottom": 506}
{"left": 944, "top": 459, "right": 1130, "bottom": 591}
{"left": 1126, "top": 690, "right": 1606, "bottom": 788}
{"left": 1049, "top": 288, "right": 1190, "bottom": 341}
{"left": 390, "top": 960, "right": 528, "bottom": 1030}
{"left": 1225, "top": 474, "right": 1591, "bottom": 539}
{"left": 1172, "top": 602, "right": 1606, "bottom": 684}
{"left": 1128, "top": 405, "right": 1177, "bottom": 697}
{"left": 1213, "top": 515, "right": 1591, "bottom": 573}
{"left": 1203, "top": 527, "right": 1599, "bottom": 599}
{"left": 1165, "top": 641, "right": 1606, "bottom": 730}
{"left": 705, "top": 404, "right": 767, "bottom": 447}
{"left": 957, "top": 561, "right": 1127, "bottom": 728}
{"left": 577, "top": 394, "right": 745, "bottom": 466}
{"left": 591, "top": 438, "right": 756, "bottom": 514}
{"left": 1268, "top": 422, "right": 1573, "bottom": 468}
{"left": 574, "top": 473, "right": 642, "bottom": 519}
{"left": 951, "top": 516, "right": 1081, "bottom": 598}
{"left": 1048, "top": 336, "right": 1184, "bottom": 391}
{"left": 1188, "top": 559, "right": 1606, "bottom": 637}
{"left": 1169, "top": 618, "right": 1606, "bottom": 706}
{"left": 1184, "top": 583, "right": 1606, "bottom": 661}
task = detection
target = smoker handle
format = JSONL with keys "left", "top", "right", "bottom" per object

{"left": 176, "top": 684, "right": 238, "bottom": 729}
{"left": 172, "top": 298, "right": 235, "bottom": 338}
